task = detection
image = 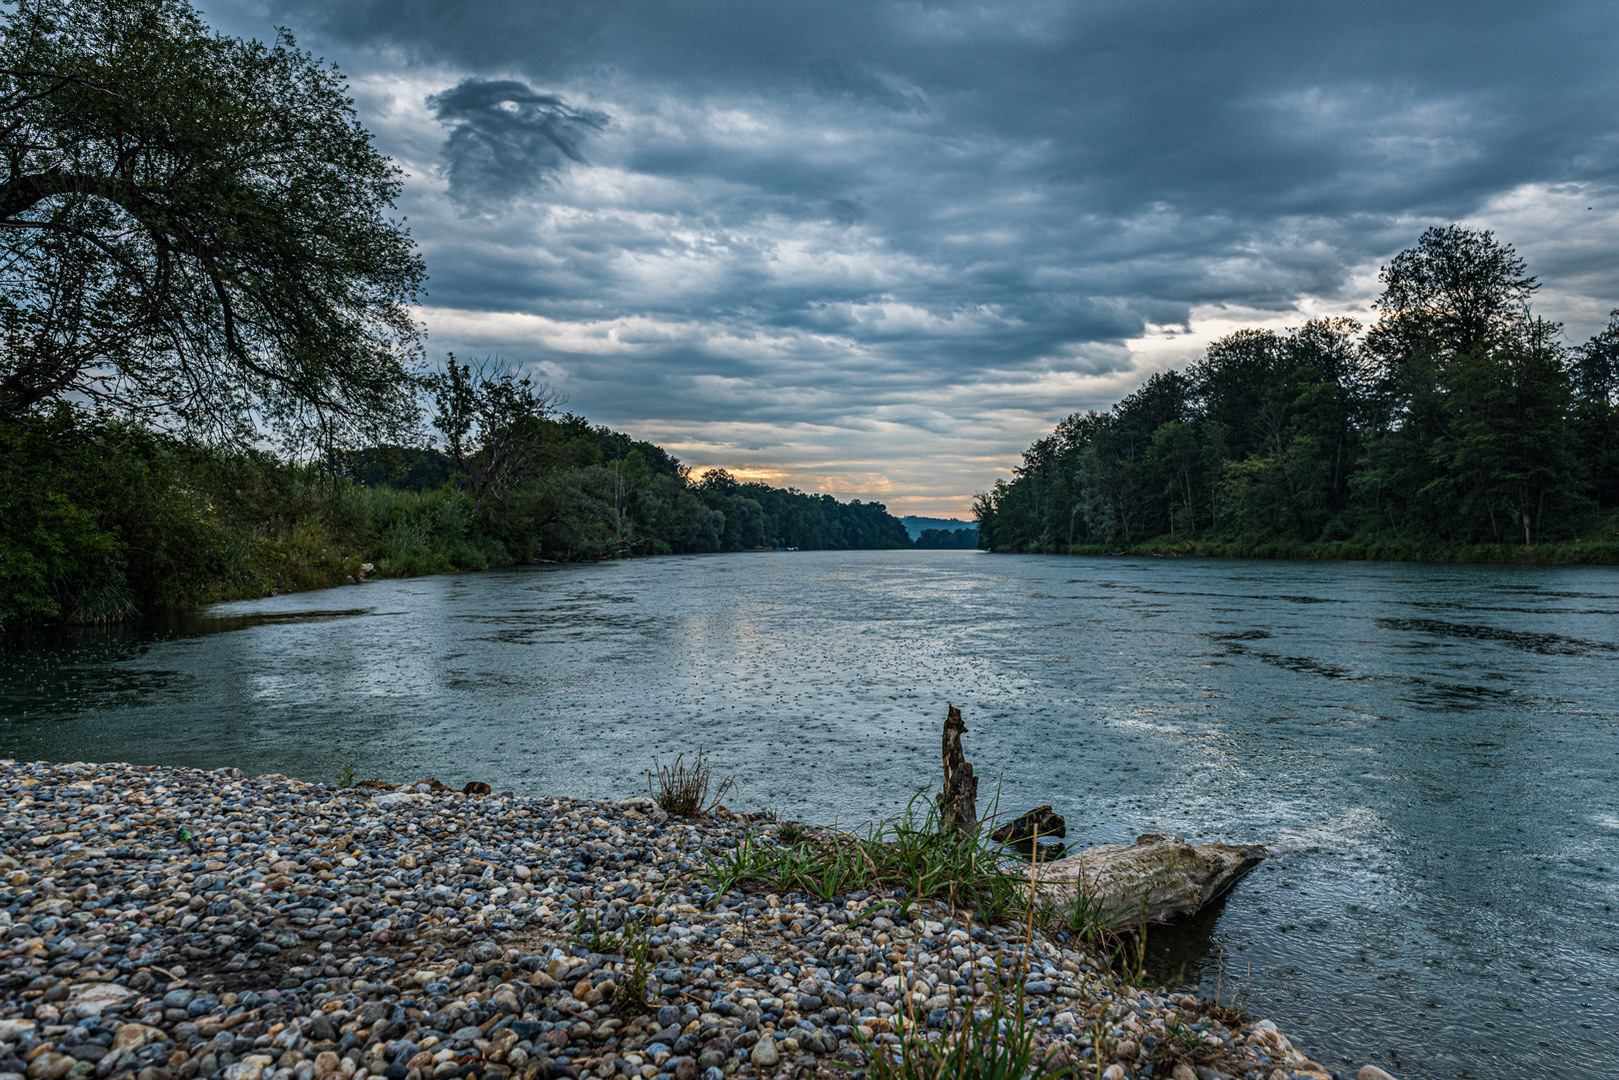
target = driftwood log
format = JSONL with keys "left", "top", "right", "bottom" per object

{"left": 1032, "top": 832, "right": 1267, "bottom": 926}
{"left": 937, "top": 704, "right": 979, "bottom": 837}
{"left": 932, "top": 707, "right": 1265, "bottom": 922}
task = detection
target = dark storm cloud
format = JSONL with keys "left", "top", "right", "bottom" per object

{"left": 273, "top": 0, "right": 1619, "bottom": 215}
{"left": 211, "top": 0, "right": 1619, "bottom": 509}
{"left": 427, "top": 79, "right": 608, "bottom": 207}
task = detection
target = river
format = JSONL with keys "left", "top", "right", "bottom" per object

{"left": 2, "top": 550, "right": 1617, "bottom": 1078}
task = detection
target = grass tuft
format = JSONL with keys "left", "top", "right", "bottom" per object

{"left": 648, "top": 747, "right": 735, "bottom": 818}
{"left": 711, "top": 794, "right": 1030, "bottom": 921}
{"left": 569, "top": 892, "right": 665, "bottom": 1018}
{"left": 1034, "top": 871, "right": 1117, "bottom": 942}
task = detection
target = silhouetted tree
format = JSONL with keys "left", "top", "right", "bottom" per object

{"left": 0, "top": 0, "right": 424, "bottom": 445}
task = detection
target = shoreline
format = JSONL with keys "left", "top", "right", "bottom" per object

{"left": 2, "top": 760, "right": 1383, "bottom": 1080}
{"left": 985, "top": 537, "right": 1619, "bottom": 566}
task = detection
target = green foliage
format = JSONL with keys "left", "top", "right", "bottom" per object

{"left": 1, "top": 397, "right": 912, "bottom": 627}
{"left": 710, "top": 795, "right": 1030, "bottom": 922}
{"left": 0, "top": 0, "right": 425, "bottom": 446}
{"left": 978, "top": 228, "right": 1619, "bottom": 562}
{"left": 425, "top": 355, "right": 564, "bottom": 511}
{"left": 0, "top": 408, "right": 265, "bottom": 628}
{"left": 1034, "top": 875, "right": 1121, "bottom": 944}
{"left": 332, "top": 445, "right": 454, "bottom": 491}
{"left": 569, "top": 893, "right": 661, "bottom": 1018}
{"left": 914, "top": 527, "right": 979, "bottom": 549}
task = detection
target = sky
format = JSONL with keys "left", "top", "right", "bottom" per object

{"left": 203, "top": 0, "right": 1619, "bottom": 516}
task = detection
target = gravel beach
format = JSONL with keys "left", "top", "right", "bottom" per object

{"left": 0, "top": 761, "right": 1364, "bottom": 1080}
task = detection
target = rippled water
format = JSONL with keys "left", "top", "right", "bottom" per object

{"left": 3, "top": 551, "right": 1618, "bottom": 1078}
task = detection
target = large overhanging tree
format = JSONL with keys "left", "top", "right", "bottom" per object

{"left": 0, "top": 0, "right": 425, "bottom": 445}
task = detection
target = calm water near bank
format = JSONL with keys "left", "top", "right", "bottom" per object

{"left": 3, "top": 551, "right": 1617, "bottom": 1077}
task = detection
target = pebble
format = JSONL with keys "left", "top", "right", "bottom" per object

{"left": 0, "top": 760, "right": 1339, "bottom": 1080}
{"left": 747, "top": 1038, "right": 776, "bottom": 1070}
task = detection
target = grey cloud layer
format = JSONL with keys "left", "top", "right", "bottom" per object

{"left": 205, "top": 0, "right": 1619, "bottom": 509}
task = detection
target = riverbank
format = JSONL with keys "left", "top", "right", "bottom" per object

{"left": 0, "top": 761, "right": 1376, "bottom": 1080}
{"left": 999, "top": 531, "right": 1619, "bottom": 565}
{"left": 0, "top": 414, "right": 910, "bottom": 631}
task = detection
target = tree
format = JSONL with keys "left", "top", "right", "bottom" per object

{"left": 977, "top": 227, "right": 1616, "bottom": 557}
{"left": 970, "top": 489, "right": 997, "bottom": 549}
{"left": 1188, "top": 328, "right": 1289, "bottom": 463}
{"left": 425, "top": 355, "right": 564, "bottom": 512}
{"left": 1426, "top": 318, "right": 1576, "bottom": 544}
{"left": 0, "top": 0, "right": 425, "bottom": 444}
{"left": 1282, "top": 317, "right": 1365, "bottom": 510}
{"left": 1575, "top": 311, "right": 1619, "bottom": 407}
{"left": 1146, "top": 420, "right": 1199, "bottom": 536}
{"left": 1370, "top": 224, "right": 1537, "bottom": 363}
{"left": 1573, "top": 311, "right": 1619, "bottom": 507}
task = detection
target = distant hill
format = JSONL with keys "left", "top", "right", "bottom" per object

{"left": 900, "top": 515, "right": 977, "bottom": 541}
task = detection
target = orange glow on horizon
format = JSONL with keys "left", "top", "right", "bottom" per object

{"left": 692, "top": 465, "right": 793, "bottom": 487}
{"left": 689, "top": 464, "right": 974, "bottom": 517}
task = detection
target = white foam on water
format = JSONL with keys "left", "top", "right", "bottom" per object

{"left": 1267, "top": 806, "right": 1389, "bottom": 857}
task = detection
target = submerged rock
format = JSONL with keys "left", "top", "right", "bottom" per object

{"left": 989, "top": 805, "right": 1067, "bottom": 845}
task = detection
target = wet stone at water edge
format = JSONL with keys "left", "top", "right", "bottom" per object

{"left": 0, "top": 760, "right": 1372, "bottom": 1080}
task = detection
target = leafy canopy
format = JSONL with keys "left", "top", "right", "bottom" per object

{"left": 0, "top": 0, "right": 425, "bottom": 445}
{"left": 977, "top": 226, "right": 1619, "bottom": 552}
{"left": 1372, "top": 224, "right": 1537, "bottom": 360}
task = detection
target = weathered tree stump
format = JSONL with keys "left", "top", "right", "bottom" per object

{"left": 1032, "top": 832, "right": 1267, "bottom": 926}
{"left": 937, "top": 704, "right": 979, "bottom": 837}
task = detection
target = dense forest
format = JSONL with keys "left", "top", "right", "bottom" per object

{"left": 976, "top": 227, "right": 1619, "bottom": 563}
{"left": 0, "top": 401, "right": 912, "bottom": 628}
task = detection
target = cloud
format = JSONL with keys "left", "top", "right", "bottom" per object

{"left": 805, "top": 59, "right": 928, "bottom": 113}
{"left": 427, "top": 79, "right": 608, "bottom": 207}
{"left": 203, "top": 0, "right": 1619, "bottom": 513}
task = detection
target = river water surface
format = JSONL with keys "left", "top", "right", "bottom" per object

{"left": 3, "top": 551, "right": 1617, "bottom": 1078}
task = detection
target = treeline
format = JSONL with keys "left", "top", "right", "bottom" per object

{"left": 0, "top": 406, "right": 910, "bottom": 628}
{"left": 976, "top": 227, "right": 1619, "bottom": 562}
